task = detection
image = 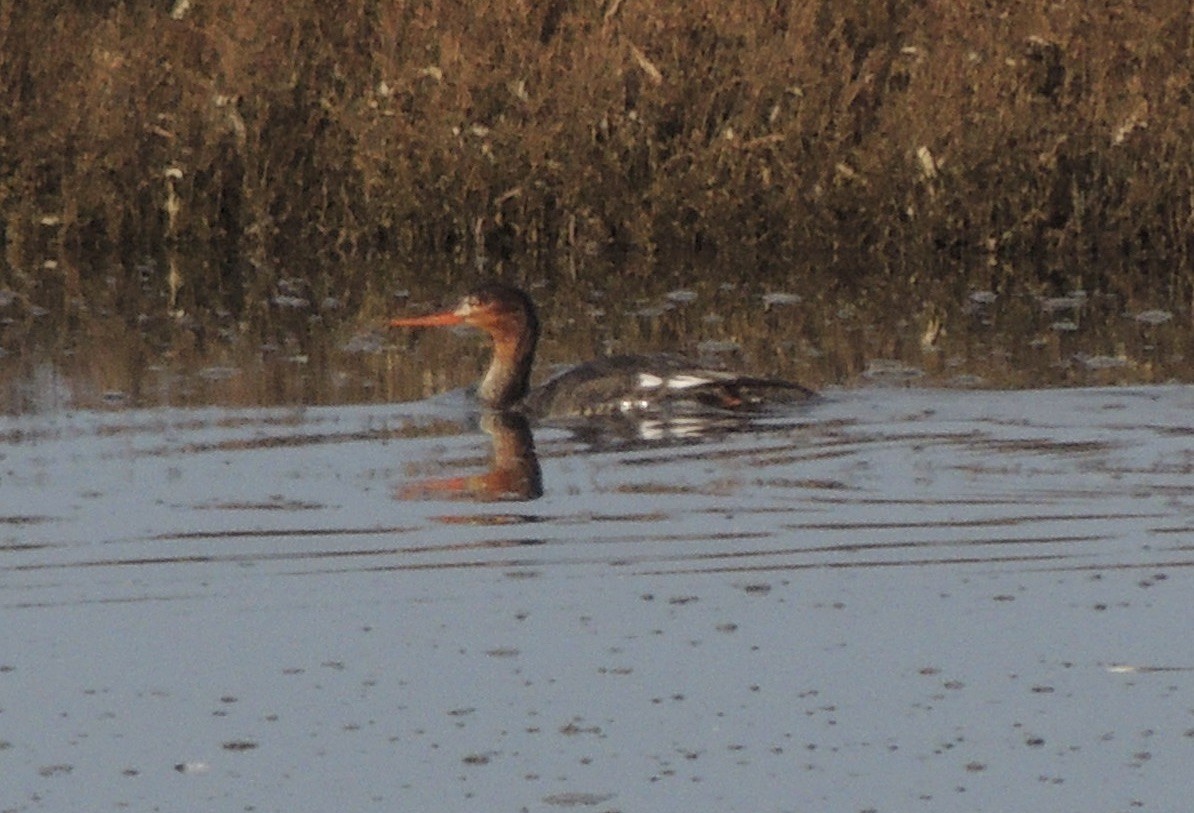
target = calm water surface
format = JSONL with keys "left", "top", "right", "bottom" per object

{"left": 3, "top": 384, "right": 1193, "bottom": 812}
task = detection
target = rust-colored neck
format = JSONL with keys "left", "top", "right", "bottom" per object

{"left": 476, "top": 305, "right": 539, "bottom": 409}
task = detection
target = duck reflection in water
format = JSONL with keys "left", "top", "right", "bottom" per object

{"left": 395, "top": 410, "right": 543, "bottom": 502}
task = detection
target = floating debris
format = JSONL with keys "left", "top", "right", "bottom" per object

{"left": 197, "top": 366, "right": 239, "bottom": 381}
{"left": 968, "top": 290, "right": 997, "bottom": 305}
{"left": 37, "top": 764, "right": 73, "bottom": 777}
{"left": 633, "top": 306, "right": 667, "bottom": 318}
{"left": 174, "top": 760, "right": 210, "bottom": 775}
{"left": 664, "top": 289, "right": 697, "bottom": 304}
{"left": 863, "top": 359, "right": 924, "bottom": 381}
{"left": 696, "top": 339, "right": 741, "bottom": 355}
{"left": 1041, "top": 294, "right": 1086, "bottom": 312}
{"left": 1134, "top": 309, "right": 1173, "bottom": 325}
{"left": 1078, "top": 354, "right": 1128, "bottom": 370}
{"left": 272, "top": 294, "right": 310, "bottom": 310}
{"left": 762, "top": 292, "right": 802, "bottom": 309}
{"left": 542, "top": 792, "right": 616, "bottom": 807}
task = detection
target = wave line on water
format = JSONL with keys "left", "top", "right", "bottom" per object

{"left": 780, "top": 511, "right": 1165, "bottom": 531}
{"left": 636, "top": 551, "right": 1074, "bottom": 576}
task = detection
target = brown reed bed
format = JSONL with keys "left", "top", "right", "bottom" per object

{"left": 0, "top": 0, "right": 1191, "bottom": 326}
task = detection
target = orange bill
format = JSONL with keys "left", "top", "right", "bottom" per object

{"left": 389, "top": 310, "right": 464, "bottom": 328}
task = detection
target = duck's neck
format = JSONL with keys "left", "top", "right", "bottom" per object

{"left": 477, "top": 313, "right": 538, "bottom": 409}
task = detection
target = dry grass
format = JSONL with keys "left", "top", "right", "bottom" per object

{"left": 0, "top": 0, "right": 1191, "bottom": 319}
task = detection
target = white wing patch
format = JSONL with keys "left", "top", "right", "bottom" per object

{"left": 637, "top": 372, "right": 714, "bottom": 391}
{"left": 664, "top": 374, "right": 712, "bottom": 390}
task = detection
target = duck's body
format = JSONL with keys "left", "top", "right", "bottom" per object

{"left": 525, "top": 352, "right": 816, "bottom": 417}
{"left": 390, "top": 283, "right": 816, "bottom": 417}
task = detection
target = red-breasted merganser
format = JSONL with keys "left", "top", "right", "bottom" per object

{"left": 390, "top": 283, "right": 816, "bottom": 417}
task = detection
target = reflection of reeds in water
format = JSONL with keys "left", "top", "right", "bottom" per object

{"left": 0, "top": 262, "right": 1189, "bottom": 414}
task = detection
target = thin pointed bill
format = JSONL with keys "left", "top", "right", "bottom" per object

{"left": 389, "top": 310, "right": 465, "bottom": 328}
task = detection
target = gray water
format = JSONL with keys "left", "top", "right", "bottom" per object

{"left": 2, "top": 386, "right": 1193, "bottom": 812}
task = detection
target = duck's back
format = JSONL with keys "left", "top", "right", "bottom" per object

{"left": 524, "top": 354, "right": 816, "bottom": 419}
